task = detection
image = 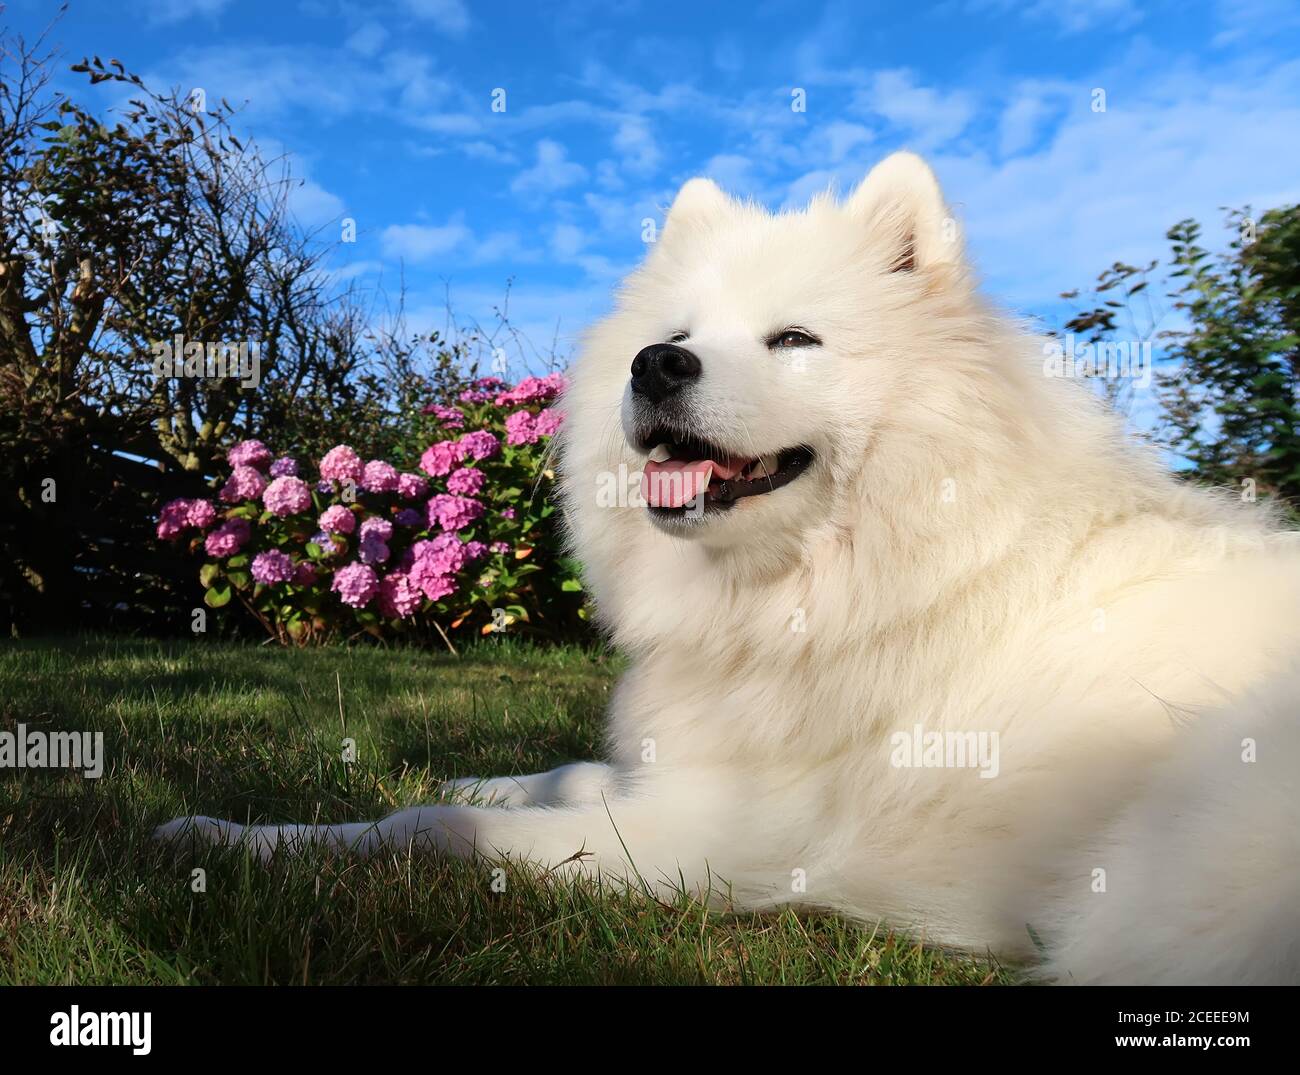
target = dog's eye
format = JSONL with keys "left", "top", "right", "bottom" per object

{"left": 666, "top": 331, "right": 690, "bottom": 344}
{"left": 767, "top": 329, "right": 820, "bottom": 349}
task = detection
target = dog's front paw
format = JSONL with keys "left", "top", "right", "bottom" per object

{"left": 153, "top": 815, "right": 245, "bottom": 846}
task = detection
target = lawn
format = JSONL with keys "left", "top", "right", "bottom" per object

{"left": 0, "top": 635, "right": 1008, "bottom": 985}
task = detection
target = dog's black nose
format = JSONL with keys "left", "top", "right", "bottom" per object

{"left": 630, "top": 344, "right": 702, "bottom": 403}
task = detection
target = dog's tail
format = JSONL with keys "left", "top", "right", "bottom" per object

{"left": 1037, "top": 663, "right": 1300, "bottom": 984}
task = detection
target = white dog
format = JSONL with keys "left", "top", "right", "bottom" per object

{"left": 159, "top": 153, "right": 1300, "bottom": 985}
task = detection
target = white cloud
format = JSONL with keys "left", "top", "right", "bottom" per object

{"left": 511, "top": 140, "right": 588, "bottom": 196}
{"left": 964, "top": 0, "right": 1143, "bottom": 35}
{"left": 288, "top": 177, "right": 346, "bottom": 230}
{"left": 933, "top": 61, "right": 1300, "bottom": 311}
{"left": 997, "top": 91, "right": 1054, "bottom": 157}
{"left": 856, "top": 69, "right": 974, "bottom": 148}
{"left": 612, "top": 117, "right": 661, "bottom": 175}
{"left": 381, "top": 219, "right": 473, "bottom": 262}
{"left": 140, "top": 0, "right": 233, "bottom": 25}
{"left": 345, "top": 22, "right": 389, "bottom": 58}
{"left": 1211, "top": 0, "right": 1300, "bottom": 47}
{"left": 461, "top": 141, "right": 518, "bottom": 165}
{"left": 702, "top": 153, "right": 760, "bottom": 196}
{"left": 402, "top": 0, "right": 471, "bottom": 37}
{"left": 805, "top": 120, "right": 875, "bottom": 165}
{"left": 550, "top": 223, "right": 588, "bottom": 259}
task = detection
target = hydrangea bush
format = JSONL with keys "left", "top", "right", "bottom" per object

{"left": 157, "top": 373, "right": 587, "bottom": 645}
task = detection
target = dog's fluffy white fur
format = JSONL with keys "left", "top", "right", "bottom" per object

{"left": 159, "top": 154, "right": 1300, "bottom": 985}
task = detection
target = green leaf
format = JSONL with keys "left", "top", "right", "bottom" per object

{"left": 199, "top": 563, "right": 220, "bottom": 587}
{"left": 204, "top": 585, "right": 232, "bottom": 608}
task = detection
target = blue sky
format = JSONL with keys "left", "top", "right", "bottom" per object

{"left": 10, "top": 0, "right": 1300, "bottom": 382}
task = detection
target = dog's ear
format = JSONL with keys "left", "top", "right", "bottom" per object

{"left": 658, "top": 178, "right": 733, "bottom": 250}
{"left": 847, "top": 152, "right": 961, "bottom": 274}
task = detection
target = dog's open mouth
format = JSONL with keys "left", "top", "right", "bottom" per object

{"left": 636, "top": 428, "right": 815, "bottom": 514}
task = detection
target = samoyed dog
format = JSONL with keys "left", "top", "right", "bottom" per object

{"left": 159, "top": 153, "right": 1300, "bottom": 985}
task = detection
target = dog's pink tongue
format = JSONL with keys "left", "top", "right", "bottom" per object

{"left": 642, "top": 458, "right": 713, "bottom": 508}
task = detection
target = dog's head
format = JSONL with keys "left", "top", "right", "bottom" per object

{"left": 561, "top": 152, "right": 978, "bottom": 580}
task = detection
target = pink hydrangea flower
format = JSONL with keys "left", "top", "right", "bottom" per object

{"left": 427, "top": 494, "right": 484, "bottom": 532}
{"left": 457, "top": 430, "right": 500, "bottom": 461}
{"left": 269, "top": 457, "right": 298, "bottom": 478}
{"left": 227, "top": 439, "right": 272, "bottom": 469}
{"left": 205, "top": 517, "right": 251, "bottom": 557}
{"left": 157, "top": 497, "right": 218, "bottom": 539}
{"left": 419, "top": 440, "right": 467, "bottom": 477}
{"left": 464, "top": 540, "right": 487, "bottom": 561}
{"left": 501, "top": 508, "right": 517, "bottom": 520}
{"left": 422, "top": 403, "right": 465, "bottom": 428}
{"left": 409, "top": 533, "right": 473, "bottom": 575}
{"left": 534, "top": 407, "right": 564, "bottom": 438}
{"left": 319, "top": 444, "right": 364, "bottom": 483}
{"left": 456, "top": 378, "right": 505, "bottom": 404}
{"left": 156, "top": 499, "right": 191, "bottom": 539}
{"left": 495, "top": 372, "right": 565, "bottom": 407}
{"left": 362, "top": 460, "right": 399, "bottom": 493}
{"left": 220, "top": 465, "right": 267, "bottom": 503}
{"left": 409, "top": 565, "right": 457, "bottom": 601}
{"left": 377, "top": 571, "right": 423, "bottom": 618}
{"left": 490, "top": 541, "right": 511, "bottom": 555}
{"left": 505, "top": 407, "right": 564, "bottom": 446}
{"left": 505, "top": 410, "right": 538, "bottom": 446}
{"left": 319, "top": 505, "right": 356, "bottom": 535}
{"left": 263, "top": 475, "right": 311, "bottom": 517}
{"left": 187, "top": 499, "right": 217, "bottom": 528}
{"left": 330, "top": 562, "right": 379, "bottom": 608}
{"left": 446, "top": 466, "right": 485, "bottom": 496}
{"left": 407, "top": 543, "right": 460, "bottom": 601}
{"left": 251, "top": 549, "right": 294, "bottom": 584}
{"left": 397, "top": 472, "right": 428, "bottom": 499}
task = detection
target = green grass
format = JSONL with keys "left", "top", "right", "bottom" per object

{"left": 0, "top": 635, "right": 1008, "bottom": 985}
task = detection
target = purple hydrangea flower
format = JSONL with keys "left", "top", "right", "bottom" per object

{"left": 394, "top": 508, "right": 423, "bottom": 527}
{"left": 269, "top": 457, "right": 298, "bottom": 478}
{"left": 251, "top": 549, "right": 294, "bottom": 584}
